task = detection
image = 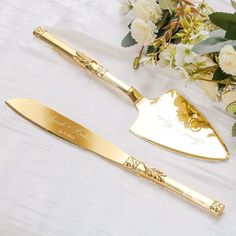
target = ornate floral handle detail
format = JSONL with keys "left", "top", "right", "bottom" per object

{"left": 124, "top": 156, "right": 166, "bottom": 184}
{"left": 33, "top": 27, "right": 143, "bottom": 104}
{"left": 124, "top": 156, "right": 225, "bottom": 216}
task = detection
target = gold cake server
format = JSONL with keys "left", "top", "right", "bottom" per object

{"left": 33, "top": 27, "right": 229, "bottom": 160}
{"left": 6, "top": 98, "right": 225, "bottom": 215}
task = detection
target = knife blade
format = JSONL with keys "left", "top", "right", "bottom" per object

{"left": 32, "top": 27, "right": 229, "bottom": 160}
{"left": 6, "top": 98, "right": 225, "bottom": 216}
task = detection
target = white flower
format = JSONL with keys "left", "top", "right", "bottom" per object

{"left": 119, "top": 0, "right": 132, "bottom": 15}
{"left": 132, "top": 0, "right": 162, "bottom": 23}
{"left": 222, "top": 90, "right": 236, "bottom": 106}
{"left": 201, "top": 74, "right": 218, "bottom": 101}
{"left": 172, "top": 44, "right": 215, "bottom": 69}
{"left": 195, "top": 55, "right": 216, "bottom": 68}
{"left": 219, "top": 45, "right": 236, "bottom": 76}
{"left": 189, "top": 30, "right": 209, "bottom": 44}
{"left": 158, "top": 44, "right": 176, "bottom": 67}
{"left": 178, "top": 67, "right": 191, "bottom": 80}
{"left": 140, "top": 56, "right": 156, "bottom": 66}
{"left": 130, "top": 18, "right": 156, "bottom": 45}
{"left": 175, "top": 44, "right": 197, "bottom": 67}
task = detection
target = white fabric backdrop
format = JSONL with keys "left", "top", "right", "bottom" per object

{"left": 0, "top": 0, "right": 235, "bottom": 235}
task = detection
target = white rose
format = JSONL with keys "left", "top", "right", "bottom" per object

{"left": 133, "top": 0, "right": 162, "bottom": 23}
{"left": 175, "top": 44, "right": 197, "bottom": 67}
{"left": 219, "top": 45, "right": 236, "bottom": 76}
{"left": 131, "top": 19, "right": 156, "bottom": 45}
{"left": 119, "top": 0, "right": 132, "bottom": 15}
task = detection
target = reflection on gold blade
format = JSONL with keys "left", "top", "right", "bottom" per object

{"left": 174, "top": 95, "right": 209, "bottom": 131}
{"left": 131, "top": 90, "right": 229, "bottom": 160}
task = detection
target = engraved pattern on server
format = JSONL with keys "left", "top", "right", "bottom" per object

{"left": 124, "top": 156, "right": 166, "bottom": 184}
{"left": 73, "top": 51, "right": 94, "bottom": 70}
{"left": 73, "top": 51, "right": 108, "bottom": 78}
{"left": 95, "top": 66, "right": 108, "bottom": 78}
{"left": 209, "top": 200, "right": 225, "bottom": 215}
{"left": 33, "top": 27, "right": 46, "bottom": 38}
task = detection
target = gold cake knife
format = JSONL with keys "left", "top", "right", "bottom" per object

{"left": 6, "top": 98, "right": 225, "bottom": 216}
{"left": 32, "top": 27, "right": 229, "bottom": 160}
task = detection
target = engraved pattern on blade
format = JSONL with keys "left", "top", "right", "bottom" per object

{"left": 209, "top": 201, "right": 225, "bottom": 215}
{"left": 73, "top": 51, "right": 108, "bottom": 78}
{"left": 48, "top": 114, "right": 91, "bottom": 141}
{"left": 124, "top": 156, "right": 166, "bottom": 184}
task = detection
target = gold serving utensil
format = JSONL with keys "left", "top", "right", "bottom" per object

{"left": 6, "top": 98, "right": 225, "bottom": 216}
{"left": 33, "top": 27, "right": 229, "bottom": 160}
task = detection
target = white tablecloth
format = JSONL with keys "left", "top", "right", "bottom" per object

{"left": 0, "top": 0, "right": 235, "bottom": 235}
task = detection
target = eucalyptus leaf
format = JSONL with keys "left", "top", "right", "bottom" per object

{"left": 209, "top": 12, "right": 236, "bottom": 40}
{"left": 232, "top": 122, "right": 236, "bottom": 137}
{"left": 121, "top": 31, "right": 137, "bottom": 47}
{"left": 213, "top": 67, "right": 231, "bottom": 81}
{"left": 231, "top": 0, "right": 236, "bottom": 11}
{"left": 209, "top": 29, "right": 225, "bottom": 38}
{"left": 192, "top": 37, "right": 236, "bottom": 54}
{"left": 159, "top": 0, "right": 176, "bottom": 14}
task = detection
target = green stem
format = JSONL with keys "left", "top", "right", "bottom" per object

{"left": 193, "top": 77, "right": 236, "bottom": 86}
{"left": 133, "top": 46, "right": 144, "bottom": 70}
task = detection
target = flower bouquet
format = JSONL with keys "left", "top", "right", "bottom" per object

{"left": 120, "top": 0, "right": 236, "bottom": 136}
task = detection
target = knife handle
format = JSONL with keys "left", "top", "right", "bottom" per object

{"left": 124, "top": 156, "right": 225, "bottom": 216}
{"left": 33, "top": 27, "right": 143, "bottom": 104}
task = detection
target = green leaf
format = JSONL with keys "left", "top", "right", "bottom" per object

{"left": 232, "top": 122, "right": 236, "bottom": 137}
{"left": 227, "top": 23, "right": 236, "bottom": 39}
{"left": 213, "top": 67, "right": 231, "bottom": 81}
{"left": 159, "top": 0, "right": 176, "bottom": 14}
{"left": 231, "top": 0, "right": 236, "bottom": 11}
{"left": 147, "top": 45, "right": 156, "bottom": 54}
{"left": 209, "top": 12, "right": 236, "bottom": 40}
{"left": 226, "top": 101, "right": 236, "bottom": 114}
{"left": 121, "top": 32, "right": 137, "bottom": 47}
{"left": 128, "top": 21, "right": 132, "bottom": 29}
{"left": 192, "top": 37, "right": 236, "bottom": 54}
